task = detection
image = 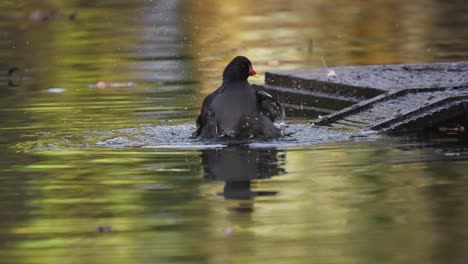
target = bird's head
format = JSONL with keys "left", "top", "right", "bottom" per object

{"left": 222, "top": 56, "right": 258, "bottom": 82}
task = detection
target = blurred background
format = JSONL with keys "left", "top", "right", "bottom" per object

{"left": 1, "top": 1, "right": 467, "bottom": 264}
{"left": 2, "top": 0, "right": 467, "bottom": 93}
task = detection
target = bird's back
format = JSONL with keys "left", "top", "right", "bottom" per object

{"left": 209, "top": 82, "right": 257, "bottom": 134}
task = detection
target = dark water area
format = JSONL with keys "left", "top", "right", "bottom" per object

{"left": 1, "top": 1, "right": 468, "bottom": 263}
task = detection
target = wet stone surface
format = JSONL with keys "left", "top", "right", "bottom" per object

{"left": 321, "top": 88, "right": 468, "bottom": 132}
{"left": 266, "top": 61, "right": 468, "bottom": 93}
{"left": 264, "top": 61, "right": 468, "bottom": 133}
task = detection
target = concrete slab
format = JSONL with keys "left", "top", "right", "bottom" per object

{"left": 263, "top": 61, "right": 468, "bottom": 133}
{"left": 266, "top": 61, "right": 468, "bottom": 95}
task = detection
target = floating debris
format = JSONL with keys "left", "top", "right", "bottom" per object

{"left": 89, "top": 81, "right": 137, "bottom": 89}
{"left": 327, "top": 69, "right": 337, "bottom": 78}
{"left": 27, "top": 10, "right": 78, "bottom": 22}
{"left": 28, "top": 10, "right": 57, "bottom": 21}
{"left": 46, "top": 88, "right": 66, "bottom": 93}
{"left": 97, "top": 225, "right": 112, "bottom": 233}
{"left": 321, "top": 57, "right": 337, "bottom": 78}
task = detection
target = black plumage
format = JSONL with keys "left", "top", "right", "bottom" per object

{"left": 193, "top": 56, "right": 284, "bottom": 139}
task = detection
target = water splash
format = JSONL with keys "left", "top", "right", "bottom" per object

{"left": 12, "top": 122, "right": 378, "bottom": 152}
{"left": 94, "top": 123, "right": 374, "bottom": 150}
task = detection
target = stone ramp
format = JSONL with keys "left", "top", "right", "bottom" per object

{"left": 315, "top": 86, "right": 468, "bottom": 133}
{"left": 262, "top": 61, "right": 468, "bottom": 133}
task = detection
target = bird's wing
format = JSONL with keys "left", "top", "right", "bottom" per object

{"left": 256, "top": 90, "right": 285, "bottom": 122}
{"left": 193, "top": 87, "right": 222, "bottom": 137}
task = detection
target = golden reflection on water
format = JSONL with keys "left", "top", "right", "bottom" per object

{"left": 186, "top": 0, "right": 467, "bottom": 97}
{"left": 2, "top": 141, "right": 468, "bottom": 263}
{"left": 197, "top": 143, "right": 468, "bottom": 264}
{"left": 1, "top": 0, "right": 468, "bottom": 263}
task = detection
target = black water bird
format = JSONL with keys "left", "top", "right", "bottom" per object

{"left": 193, "top": 56, "right": 284, "bottom": 139}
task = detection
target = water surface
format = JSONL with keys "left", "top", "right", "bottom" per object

{"left": 1, "top": 1, "right": 468, "bottom": 264}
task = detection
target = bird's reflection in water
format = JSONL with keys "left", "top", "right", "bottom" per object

{"left": 201, "top": 146, "right": 286, "bottom": 211}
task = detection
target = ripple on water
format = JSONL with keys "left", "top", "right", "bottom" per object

{"left": 94, "top": 123, "right": 373, "bottom": 150}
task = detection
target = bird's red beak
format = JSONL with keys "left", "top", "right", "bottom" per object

{"left": 248, "top": 64, "right": 259, "bottom": 78}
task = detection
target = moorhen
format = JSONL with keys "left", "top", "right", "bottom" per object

{"left": 193, "top": 56, "right": 284, "bottom": 139}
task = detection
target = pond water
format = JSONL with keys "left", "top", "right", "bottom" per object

{"left": 1, "top": 1, "right": 468, "bottom": 263}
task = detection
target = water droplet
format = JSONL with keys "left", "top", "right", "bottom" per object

{"left": 225, "top": 227, "right": 232, "bottom": 236}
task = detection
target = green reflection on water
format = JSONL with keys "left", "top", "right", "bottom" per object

{"left": 1, "top": 0, "right": 468, "bottom": 264}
